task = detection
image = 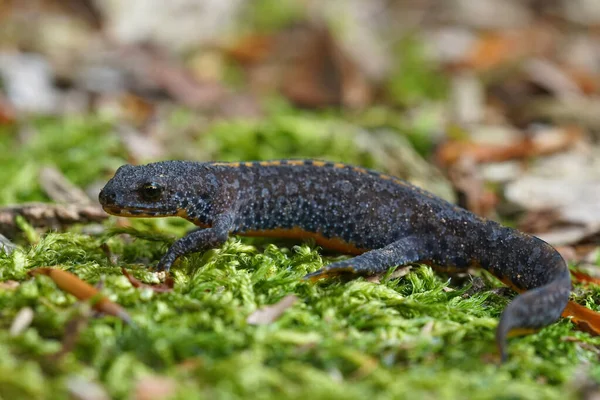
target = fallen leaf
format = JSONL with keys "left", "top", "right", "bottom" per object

{"left": 121, "top": 268, "right": 174, "bottom": 293}
{"left": 524, "top": 59, "right": 583, "bottom": 101}
{"left": 123, "top": 45, "right": 261, "bottom": 117}
{"left": 279, "top": 23, "right": 372, "bottom": 109}
{"left": 562, "top": 64, "right": 599, "bottom": 95}
{"left": 226, "top": 33, "right": 275, "bottom": 65}
{"left": 128, "top": 45, "right": 225, "bottom": 109}
{"left": 527, "top": 97, "right": 600, "bottom": 132}
{"left": 247, "top": 295, "right": 298, "bottom": 325}
{"left": 134, "top": 376, "right": 178, "bottom": 400}
{"left": 437, "top": 125, "right": 581, "bottom": 167}
{"left": 447, "top": 156, "right": 498, "bottom": 217}
{"left": 555, "top": 246, "right": 579, "bottom": 264}
{"left": 119, "top": 93, "right": 156, "bottom": 127}
{"left": 0, "top": 95, "right": 15, "bottom": 125}
{"left": 571, "top": 270, "right": 600, "bottom": 286}
{"left": 29, "top": 268, "right": 131, "bottom": 323}
{"left": 562, "top": 301, "right": 600, "bottom": 336}
{"left": 517, "top": 209, "right": 562, "bottom": 235}
{"left": 506, "top": 147, "right": 600, "bottom": 246}
{"left": 0, "top": 280, "right": 19, "bottom": 290}
{"left": 118, "top": 125, "right": 165, "bottom": 164}
{"left": 460, "top": 31, "right": 525, "bottom": 71}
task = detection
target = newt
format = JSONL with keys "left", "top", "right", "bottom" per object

{"left": 99, "top": 159, "right": 574, "bottom": 361}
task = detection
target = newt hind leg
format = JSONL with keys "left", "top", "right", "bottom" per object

{"left": 304, "top": 236, "right": 432, "bottom": 281}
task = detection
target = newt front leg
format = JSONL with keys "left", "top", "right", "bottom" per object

{"left": 157, "top": 213, "right": 236, "bottom": 271}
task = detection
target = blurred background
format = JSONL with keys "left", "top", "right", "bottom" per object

{"left": 1, "top": 1, "right": 600, "bottom": 265}
{"left": 2, "top": 0, "right": 600, "bottom": 253}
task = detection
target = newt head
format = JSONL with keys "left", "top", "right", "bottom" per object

{"left": 99, "top": 161, "right": 204, "bottom": 218}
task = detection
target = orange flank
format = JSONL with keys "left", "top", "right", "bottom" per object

{"left": 507, "top": 327, "right": 538, "bottom": 338}
{"left": 238, "top": 226, "right": 367, "bottom": 255}
{"left": 333, "top": 163, "right": 346, "bottom": 169}
{"left": 312, "top": 160, "right": 326, "bottom": 167}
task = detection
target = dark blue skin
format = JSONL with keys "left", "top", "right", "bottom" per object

{"left": 99, "top": 159, "right": 571, "bottom": 361}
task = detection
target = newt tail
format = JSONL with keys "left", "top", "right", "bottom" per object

{"left": 99, "top": 159, "right": 581, "bottom": 360}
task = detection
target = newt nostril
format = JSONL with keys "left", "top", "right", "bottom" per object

{"left": 99, "top": 189, "right": 117, "bottom": 205}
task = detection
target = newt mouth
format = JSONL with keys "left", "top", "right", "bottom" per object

{"left": 101, "top": 205, "right": 173, "bottom": 217}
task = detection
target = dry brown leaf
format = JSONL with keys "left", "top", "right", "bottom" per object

{"left": 247, "top": 295, "right": 298, "bottom": 325}
{"left": 524, "top": 59, "right": 583, "bottom": 101}
{"left": 0, "top": 280, "right": 19, "bottom": 290}
{"left": 506, "top": 146, "right": 600, "bottom": 246}
{"left": 281, "top": 24, "right": 371, "bottom": 109}
{"left": 121, "top": 268, "right": 174, "bottom": 293}
{"left": 134, "top": 376, "right": 178, "bottom": 400}
{"left": 562, "top": 64, "right": 599, "bottom": 95}
{"left": 118, "top": 125, "right": 165, "bottom": 164}
{"left": 226, "top": 34, "right": 276, "bottom": 65}
{"left": 562, "top": 301, "right": 600, "bottom": 337}
{"left": 459, "top": 31, "right": 526, "bottom": 71}
{"left": 437, "top": 125, "right": 582, "bottom": 167}
{"left": 518, "top": 209, "right": 562, "bottom": 234}
{"left": 121, "top": 45, "right": 261, "bottom": 117}
{"left": 119, "top": 93, "right": 156, "bottom": 127}
{"left": 571, "top": 270, "right": 600, "bottom": 286}
{"left": 0, "top": 95, "right": 15, "bottom": 125}
{"left": 29, "top": 268, "right": 131, "bottom": 323}
{"left": 141, "top": 47, "right": 226, "bottom": 109}
{"left": 447, "top": 156, "right": 498, "bottom": 217}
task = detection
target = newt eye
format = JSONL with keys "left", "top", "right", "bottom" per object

{"left": 140, "top": 182, "right": 163, "bottom": 201}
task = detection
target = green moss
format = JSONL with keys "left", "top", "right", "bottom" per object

{"left": 0, "top": 116, "right": 126, "bottom": 204}
{"left": 1, "top": 222, "right": 598, "bottom": 399}
{"left": 241, "top": 0, "right": 305, "bottom": 33}
{"left": 196, "top": 112, "right": 375, "bottom": 165}
{"left": 386, "top": 36, "right": 448, "bottom": 107}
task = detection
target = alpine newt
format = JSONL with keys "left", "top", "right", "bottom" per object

{"left": 99, "top": 159, "right": 572, "bottom": 361}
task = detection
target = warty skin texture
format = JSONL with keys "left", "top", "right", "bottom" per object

{"left": 99, "top": 159, "right": 571, "bottom": 361}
